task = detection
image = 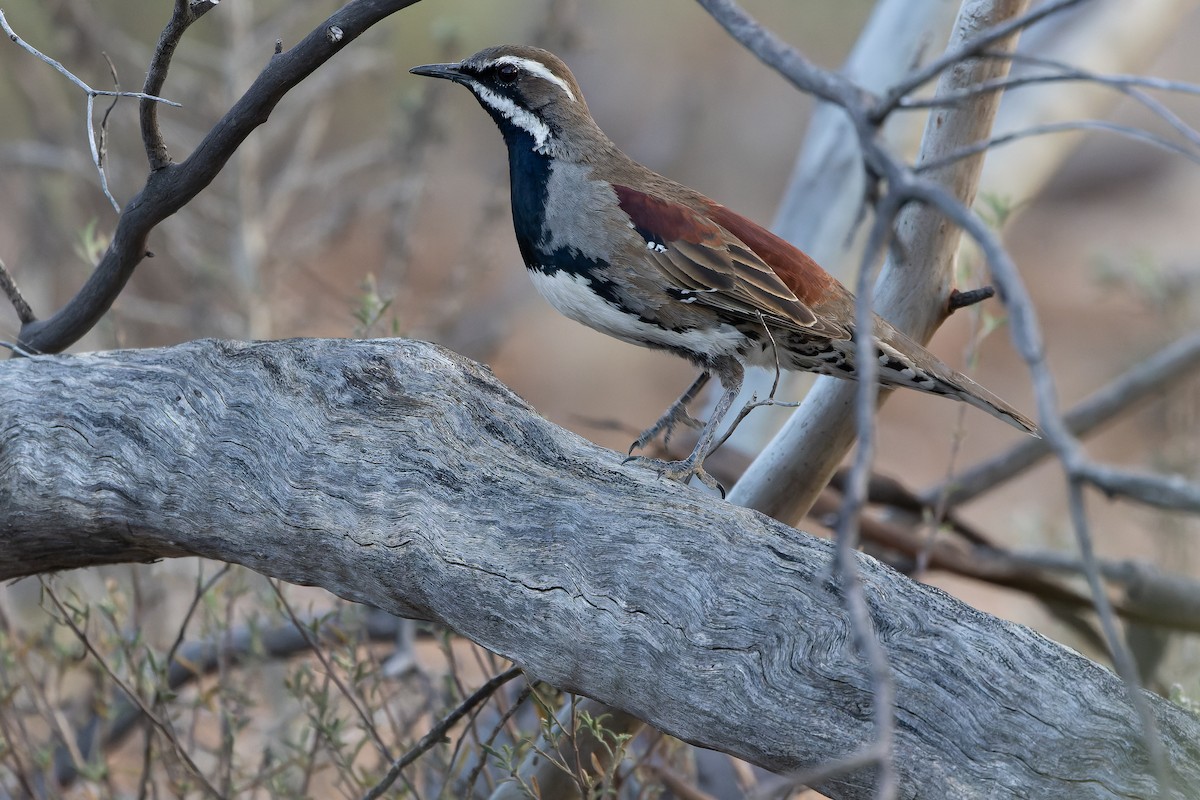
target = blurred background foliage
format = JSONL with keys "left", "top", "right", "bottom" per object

{"left": 0, "top": 0, "right": 1198, "bottom": 797}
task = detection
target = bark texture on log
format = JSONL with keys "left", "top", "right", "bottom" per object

{"left": 1, "top": 338, "right": 1197, "bottom": 799}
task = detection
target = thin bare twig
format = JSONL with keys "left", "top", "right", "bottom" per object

{"left": 269, "top": 580, "right": 393, "bottom": 761}
{"left": 926, "top": 329, "right": 1200, "bottom": 508}
{"left": 463, "top": 682, "right": 534, "bottom": 797}
{"left": 100, "top": 54, "right": 122, "bottom": 116}
{"left": 97, "top": 52, "right": 122, "bottom": 175}
{"left": 40, "top": 580, "right": 223, "bottom": 799}
{"left": 0, "top": 11, "right": 180, "bottom": 105}
{"left": 915, "top": 118, "right": 1200, "bottom": 174}
{"left": 874, "top": 0, "right": 1091, "bottom": 117}
{"left": 161, "top": 565, "right": 232, "bottom": 687}
{"left": 0, "top": 257, "right": 35, "bottom": 324}
{"left": 977, "top": 50, "right": 1200, "bottom": 152}
{"left": 0, "top": 340, "right": 41, "bottom": 357}
{"left": 916, "top": 297, "right": 989, "bottom": 576}
{"left": 0, "top": 9, "right": 181, "bottom": 211}
{"left": 898, "top": 64, "right": 1200, "bottom": 110}
{"left": 1067, "top": 477, "right": 1169, "bottom": 778}
{"left": 832, "top": 193, "right": 904, "bottom": 800}
{"left": 83, "top": 92, "right": 118, "bottom": 211}
{"left": 361, "top": 667, "right": 523, "bottom": 800}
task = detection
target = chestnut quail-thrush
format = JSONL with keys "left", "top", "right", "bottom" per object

{"left": 410, "top": 45, "right": 1039, "bottom": 489}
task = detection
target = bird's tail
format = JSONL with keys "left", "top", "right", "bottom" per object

{"left": 939, "top": 370, "right": 1040, "bottom": 436}
{"left": 874, "top": 327, "right": 1041, "bottom": 437}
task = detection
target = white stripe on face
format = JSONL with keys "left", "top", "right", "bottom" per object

{"left": 463, "top": 78, "right": 553, "bottom": 152}
{"left": 488, "top": 55, "right": 577, "bottom": 103}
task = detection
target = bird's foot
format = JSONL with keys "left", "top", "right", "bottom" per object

{"left": 622, "top": 454, "right": 725, "bottom": 498}
{"left": 628, "top": 401, "right": 704, "bottom": 454}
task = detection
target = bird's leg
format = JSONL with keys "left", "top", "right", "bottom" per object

{"left": 706, "top": 320, "right": 802, "bottom": 455}
{"left": 628, "top": 371, "right": 711, "bottom": 454}
{"left": 625, "top": 359, "right": 743, "bottom": 495}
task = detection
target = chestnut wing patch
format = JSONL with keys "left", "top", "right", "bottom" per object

{"left": 613, "top": 185, "right": 836, "bottom": 335}
{"left": 704, "top": 200, "right": 843, "bottom": 312}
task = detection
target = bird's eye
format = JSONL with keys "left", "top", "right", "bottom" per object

{"left": 495, "top": 63, "right": 520, "bottom": 83}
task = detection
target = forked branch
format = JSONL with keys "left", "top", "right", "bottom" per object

{"left": 7, "top": 0, "right": 423, "bottom": 355}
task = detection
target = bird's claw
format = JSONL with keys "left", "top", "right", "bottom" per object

{"left": 622, "top": 454, "right": 726, "bottom": 498}
{"left": 628, "top": 403, "right": 704, "bottom": 454}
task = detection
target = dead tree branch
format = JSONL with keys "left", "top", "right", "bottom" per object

{"left": 0, "top": 10, "right": 182, "bottom": 212}
{"left": 662, "top": 435, "right": 1200, "bottom": 638}
{"left": 364, "top": 667, "right": 523, "bottom": 800}
{"left": 7, "top": 0, "right": 423, "bottom": 355}
{"left": 1, "top": 338, "right": 1198, "bottom": 800}
{"left": 925, "top": 329, "right": 1200, "bottom": 508}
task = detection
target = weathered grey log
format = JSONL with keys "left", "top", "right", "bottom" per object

{"left": 1, "top": 338, "right": 1197, "bottom": 799}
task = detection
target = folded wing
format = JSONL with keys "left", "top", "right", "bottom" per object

{"left": 613, "top": 184, "right": 850, "bottom": 340}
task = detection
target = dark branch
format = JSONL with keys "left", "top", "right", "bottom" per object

{"left": 947, "top": 286, "right": 995, "bottom": 312}
{"left": 140, "top": 0, "right": 220, "bottom": 170}
{"left": 15, "top": 0, "right": 424, "bottom": 355}
{"left": 362, "top": 667, "right": 524, "bottom": 800}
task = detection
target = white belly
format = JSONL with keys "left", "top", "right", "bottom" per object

{"left": 527, "top": 269, "right": 745, "bottom": 356}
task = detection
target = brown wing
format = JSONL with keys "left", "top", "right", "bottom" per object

{"left": 613, "top": 184, "right": 849, "bottom": 339}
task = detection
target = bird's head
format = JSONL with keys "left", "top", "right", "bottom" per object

{"left": 410, "top": 45, "right": 608, "bottom": 159}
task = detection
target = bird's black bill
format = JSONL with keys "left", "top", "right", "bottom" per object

{"left": 409, "top": 62, "right": 466, "bottom": 82}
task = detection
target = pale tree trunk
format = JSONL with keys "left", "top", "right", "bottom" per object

{"left": 729, "top": 0, "right": 1034, "bottom": 522}
{"left": 725, "top": 0, "right": 959, "bottom": 446}
{"left": 728, "top": 0, "right": 1196, "bottom": 517}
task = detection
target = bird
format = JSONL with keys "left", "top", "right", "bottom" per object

{"left": 410, "top": 45, "right": 1039, "bottom": 490}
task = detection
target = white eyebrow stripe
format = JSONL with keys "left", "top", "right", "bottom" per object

{"left": 488, "top": 55, "right": 577, "bottom": 102}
